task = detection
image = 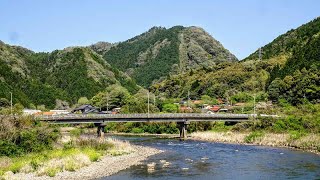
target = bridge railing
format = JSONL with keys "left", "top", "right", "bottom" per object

{"left": 37, "top": 113, "right": 252, "bottom": 121}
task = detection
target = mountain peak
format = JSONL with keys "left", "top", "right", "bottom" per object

{"left": 89, "top": 41, "right": 114, "bottom": 55}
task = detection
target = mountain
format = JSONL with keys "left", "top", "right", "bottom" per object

{"left": 89, "top": 41, "right": 115, "bottom": 55}
{"left": 102, "top": 26, "right": 237, "bottom": 87}
{"left": 0, "top": 42, "right": 139, "bottom": 108}
{"left": 152, "top": 17, "right": 320, "bottom": 104}
{"left": 244, "top": 17, "right": 320, "bottom": 68}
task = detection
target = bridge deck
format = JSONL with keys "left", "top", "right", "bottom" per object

{"left": 38, "top": 113, "right": 253, "bottom": 124}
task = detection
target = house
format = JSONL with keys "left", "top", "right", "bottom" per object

{"left": 71, "top": 104, "right": 99, "bottom": 114}
{"left": 23, "top": 109, "right": 42, "bottom": 116}
{"left": 50, "top": 110, "right": 69, "bottom": 115}
{"left": 210, "top": 105, "right": 220, "bottom": 112}
{"left": 179, "top": 106, "right": 193, "bottom": 113}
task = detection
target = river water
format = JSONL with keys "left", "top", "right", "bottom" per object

{"left": 101, "top": 135, "right": 320, "bottom": 180}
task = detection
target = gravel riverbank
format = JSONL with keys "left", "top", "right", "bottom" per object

{"left": 5, "top": 145, "right": 163, "bottom": 180}
{"left": 190, "top": 131, "right": 320, "bottom": 155}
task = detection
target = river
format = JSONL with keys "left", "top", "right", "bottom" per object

{"left": 101, "top": 135, "right": 320, "bottom": 180}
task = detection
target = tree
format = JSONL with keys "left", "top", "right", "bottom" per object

{"left": 55, "top": 99, "right": 69, "bottom": 110}
{"left": 0, "top": 98, "right": 10, "bottom": 108}
{"left": 162, "top": 103, "right": 179, "bottom": 113}
{"left": 77, "top": 97, "right": 89, "bottom": 105}
{"left": 37, "top": 105, "right": 46, "bottom": 111}
{"left": 268, "top": 78, "right": 285, "bottom": 102}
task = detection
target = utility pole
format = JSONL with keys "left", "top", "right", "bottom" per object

{"left": 107, "top": 96, "right": 109, "bottom": 111}
{"left": 187, "top": 90, "right": 190, "bottom": 108}
{"left": 10, "top": 92, "right": 13, "bottom": 115}
{"left": 253, "top": 48, "right": 262, "bottom": 119}
{"left": 147, "top": 91, "right": 150, "bottom": 115}
{"left": 259, "top": 47, "right": 262, "bottom": 61}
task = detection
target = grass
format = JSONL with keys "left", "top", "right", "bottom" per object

{"left": 70, "top": 128, "right": 84, "bottom": 137}
{"left": 0, "top": 137, "right": 134, "bottom": 178}
{"left": 0, "top": 138, "right": 134, "bottom": 177}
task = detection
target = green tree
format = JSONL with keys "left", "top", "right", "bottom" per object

{"left": 162, "top": 103, "right": 179, "bottom": 113}
{"left": 0, "top": 98, "right": 10, "bottom": 108}
{"left": 77, "top": 97, "right": 89, "bottom": 105}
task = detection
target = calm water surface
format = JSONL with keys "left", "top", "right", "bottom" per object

{"left": 101, "top": 135, "right": 320, "bottom": 180}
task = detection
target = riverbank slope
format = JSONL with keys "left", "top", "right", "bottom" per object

{"left": 190, "top": 131, "right": 320, "bottom": 154}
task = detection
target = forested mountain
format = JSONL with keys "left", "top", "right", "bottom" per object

{"left": 1, "top": 18, "right": 319, "bottom": 109}
{"left": 244, "top": 17, "right": 320, "bottom": 70}
{"left": 0, "top": 42, "right": 139, "bottom": 108}
{"left": 152, "top": 17, "right": 320, "bottom": 105}
{"left": 102, "top": 26, "right": 237, "bottom": 87}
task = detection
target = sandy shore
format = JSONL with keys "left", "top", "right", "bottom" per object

{"left": 5, "top": 145, "right": 163, "bottom": 180}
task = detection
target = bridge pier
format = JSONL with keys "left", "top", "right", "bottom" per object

{"left": 95, "top": 123, "right": 106, "bottom": 138}
{"left": 177, "top": 121, "right": 189, "bottom": 140}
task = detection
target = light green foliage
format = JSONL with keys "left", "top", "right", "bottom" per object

{"left": 36, "top": 104, "right": 46, "bottom": 111}
{"left": 82, "top": 148, "right": 101, "bottom": 162}
{"left": 231, "top": 92, "right": 253, "bottom": 103}
{"left": 77, "top": 97, "right": 89, "bottom": 105}
{"left": 201, "top": 95, "right": 218, "bottom": 105}
{"left": 91, "top": 84, "right": 132, "bottom": 110}
{"left": 244, "top": 131, "right": 264, "bottom": 143}
{"left": 162, "top": 103, "right": 179, "bottom": 113}
{"left": 69, "top": 128, "right": 84, "bottom": 138}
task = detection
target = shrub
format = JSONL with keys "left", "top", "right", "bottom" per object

{"left": 244, "top": 131, "right": 264, "bottom": 143}
{"left": 70, "top": 128, "right": 83, "bottom": 137}
{"left": 131, "top": 127, "right": 144, "bottom": 134}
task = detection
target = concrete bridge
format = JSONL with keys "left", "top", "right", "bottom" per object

{"left": 38, "top": 113, "right": 254, "bottom": 139}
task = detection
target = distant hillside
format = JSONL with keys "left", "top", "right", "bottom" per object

{"left": 244, "top": 17, "right": 320, "bottom": 66}
{"left": 0, "top": 42, "right": 139, "bottom": 108}
{"left": 103, "top": 26, "right": 237, "bottom": 87}
{"left": 152, "top": 17, "right": 320, "bottom": 104}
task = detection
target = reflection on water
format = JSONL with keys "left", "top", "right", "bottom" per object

{"left": 101, "top": 135, "right": 320, "bottom": 180}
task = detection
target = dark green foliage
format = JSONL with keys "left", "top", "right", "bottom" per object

{"left": 268, "top": 66, "right": 320, "bottom": 104}
{"left": 245, "top": 17, "right": 320, "bottom": 61}
{"left": 0, "top": 42, "right": 140, "bottom": 108}
{"left": 104, "top": 26, "right": 183, "bottom": 87}
{"left": 270, "top": 33, "right": 320, "bottom": 82}
{"left": 104, "top": 121, "right": 213, "bottom": 134}
{"left": 27, "top": 48, "right": 104, "bottom": 105}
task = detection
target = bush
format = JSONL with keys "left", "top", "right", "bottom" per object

{"left": 131, "top": 128, "right": 144, "bottom": 133}
{"left": 70, "top": 128, "right": 83, "bottom": 137}
{"left": 0, "top": 116, "right": 60, "bottom": 157}
{"left": 244, "top": 131, "right": 264, "bottom": 143}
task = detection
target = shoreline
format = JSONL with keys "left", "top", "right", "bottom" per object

{"left": 189, "top": 131, "right": 320, "bottom": 155}
{"left": 4, "top": 145, "right": 163, "bottom": 180}
{"left": 106, "top": 131, "right": 320, "bottom": 155}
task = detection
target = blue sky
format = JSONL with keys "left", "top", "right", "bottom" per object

{"left": 0, "top": 0, "right": 319, "bottom": 59}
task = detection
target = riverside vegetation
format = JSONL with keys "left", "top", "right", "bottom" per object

{"left": 0, "top": 107, "right": 141, "bottom": 178}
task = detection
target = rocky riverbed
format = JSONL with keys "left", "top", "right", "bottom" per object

{"left": 3, "top": 145, "right": 163, "bottom": 180}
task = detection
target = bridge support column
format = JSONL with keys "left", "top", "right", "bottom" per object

{"left": 178, "top": 121, "right": 189, "bottom": 140}
{"left": 95, "top": 123, "right": 106, "bottom": 138}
